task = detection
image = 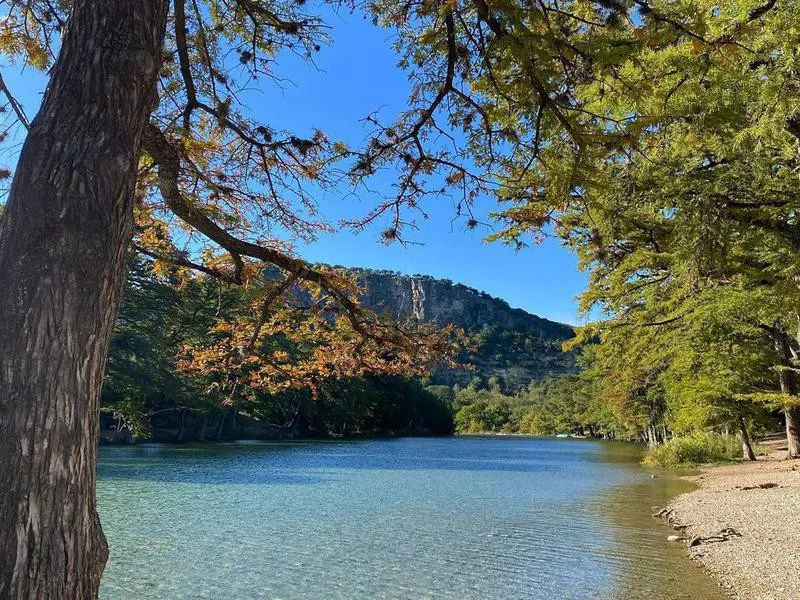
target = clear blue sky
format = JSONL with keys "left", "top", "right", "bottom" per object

{"left": 2, "top": 8, "right": 588, "bottom": 324}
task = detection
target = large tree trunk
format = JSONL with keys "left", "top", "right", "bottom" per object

{"left": 774, "top": 332, "right": 800, "bottom": 459}
{"left": 0, "top": 1, "right": 168, "bottom": 598}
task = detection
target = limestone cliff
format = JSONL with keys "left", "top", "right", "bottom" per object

{"left": 353, "top": 269, "right": 576, "bottom": 391}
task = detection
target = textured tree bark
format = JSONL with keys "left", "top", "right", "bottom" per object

{"left": 0, "top": 1, "right": 168, "bottom": 598}
{"left": 773, "top": 334, "right": 800, "bottom": 459}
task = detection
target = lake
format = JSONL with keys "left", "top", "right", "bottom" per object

{"left": 97, "top": 436, "right": 724, "bottom": 599}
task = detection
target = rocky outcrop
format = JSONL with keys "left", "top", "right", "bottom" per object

{"left": 355, "top": 270, "right": 570, "bottom": 334}
{"left": 353, "top": 269, "right": 576, "bottom": 391}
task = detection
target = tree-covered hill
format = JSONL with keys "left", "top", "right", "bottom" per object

{"left": 354, "top": 269, "right": 576, "bottom": 391}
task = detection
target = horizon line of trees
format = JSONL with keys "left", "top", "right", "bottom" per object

{"left": 446, "top": 367, "right": 781, "bottom": 457}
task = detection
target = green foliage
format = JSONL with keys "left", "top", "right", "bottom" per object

{"left": 363, "top": 0, "right": 800, "bottom": 447}
{"left": 454, "top": 395, "right": 513, "bottom": 433}
{"left": 260, "top": 375, "right": 455, "bottom": 437}
{"left": 424, "top": 385, "right": 456, "bottom": 405}
{"left": 464, "top": 326, "right": 571, "bottom": 371}
{"left": 102, "top": 257, "right": 221, "bottom": 434}
{"left": 451, "top": 374, "right": 603, "bottom": 436}
{"left": 642, "top": 432, "right": 750, "bottom": 468}
{"left": 101, "top": 398, "right": 152, "bottom": 441}
{"left": 516, "top": 375, "right": 589, "bottom": 435}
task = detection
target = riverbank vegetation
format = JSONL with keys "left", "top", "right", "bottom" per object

{"left": 642, "top": 433, "right": 763, "bottom": 469}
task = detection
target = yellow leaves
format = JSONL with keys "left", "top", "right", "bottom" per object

{"left": 0, "top": 27, "right": 17, "bottom": 53}
{"left": 182, "top": 136, "right": 223, "bottom": 167}
{"left": 136, "top": 226, "right": 164, "bottom": 249}
{"left": 0, "top": 18, "right": 51, "bottom": 70}
{"left": 212, "top": 322, "right": 236, "bottom": 334}
{"left": 25, "top": 41, "right": 48, "bottom": 69}
{"left": 203, "top": 252, "right": 234, "bottom": 273}
{"left": 150, "top": 259, "right": 172, "bottom": 277}
{"left": 238, "top": 262, "right": 264, "bottom": 285}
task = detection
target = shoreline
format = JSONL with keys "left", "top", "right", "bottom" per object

{"left": 663, "top": 439, "right": 800, "bottom": 599}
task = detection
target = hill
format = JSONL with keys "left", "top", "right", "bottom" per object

{"left": 353, "top": 269, "right": 576, "bottom": 392}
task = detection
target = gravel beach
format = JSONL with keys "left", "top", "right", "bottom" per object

{"left": 667, "top": 440, "right": 800, "bottom": 600}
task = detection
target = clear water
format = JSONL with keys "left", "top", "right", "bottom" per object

{"left": 97, "top": 437, "right": 724, "bottom": 599}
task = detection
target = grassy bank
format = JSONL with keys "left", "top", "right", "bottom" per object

{"left": 643, "top": 432, "right": 766, "bottom": 468}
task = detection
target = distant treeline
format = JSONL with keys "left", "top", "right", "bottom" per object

{"left": 444, "top": 365, "right": 780, "bottom": 447}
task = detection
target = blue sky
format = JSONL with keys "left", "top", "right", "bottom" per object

{"left": 1, "top": 8, "right": 587, "bottom": 324}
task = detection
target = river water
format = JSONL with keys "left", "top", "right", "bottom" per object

{"left": 97, "top": 436, "right": 724, "bottom": 599}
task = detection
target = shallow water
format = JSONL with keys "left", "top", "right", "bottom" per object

{"left": 97, "top": 436, "right": 724, "bottom": 599}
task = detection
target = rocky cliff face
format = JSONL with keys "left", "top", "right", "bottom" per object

{"left": 354, "top": 270, "right": 576, "bottom": 391}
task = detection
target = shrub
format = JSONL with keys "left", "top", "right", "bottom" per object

{"left": 518, "top": 411, "right": 553, "bottom": 436}
{"left": 454, "top": 400, "right": 512, "bottom": 433}
{"left": 643, "top": 432, "right": 745, "bottom": 467}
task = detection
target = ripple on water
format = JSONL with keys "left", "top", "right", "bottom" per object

{"left": 97, "top": 437, "right": 725, "bottom": 600}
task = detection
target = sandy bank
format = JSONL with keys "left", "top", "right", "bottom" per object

{"left": 665, "top": 440, "right": 800, "bottom": 599}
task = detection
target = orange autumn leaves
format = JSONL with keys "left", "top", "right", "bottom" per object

{"left": 175, "top": 272, "right": 461, "bottom": 403}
